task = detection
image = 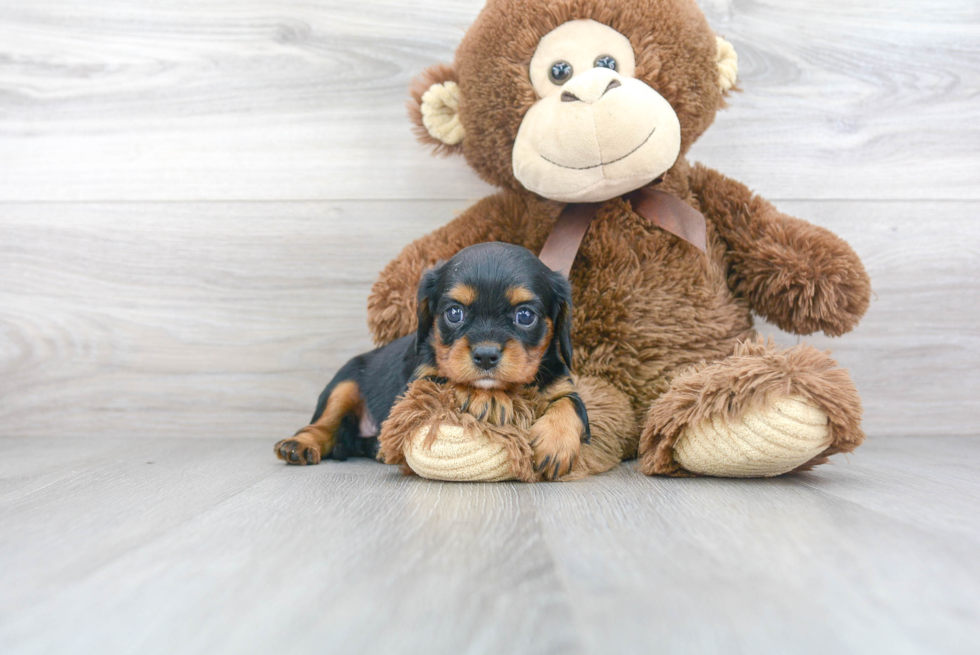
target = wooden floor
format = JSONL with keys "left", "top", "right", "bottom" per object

{"left": 1, "top": 436, "right": 978, "bottom": 654}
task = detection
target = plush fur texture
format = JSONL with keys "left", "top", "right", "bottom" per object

{"left": 379, "top": 378, "right": 540, "bottom": 482}
{"left": 369, "top": 0, "right": 871, "bottom": 478}
{"left": 637, "top": 336, "right": 864, "bottom": 476}
{"left": 563, "top": 374, "right": 638, "bottom": 479}
{"left": 408, "top": 63, "right": 462, "bottom": 157}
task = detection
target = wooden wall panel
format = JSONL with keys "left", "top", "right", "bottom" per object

{"left": 1, "top": 200, "right": 976, "bottom": 440}
{"left": 0, "top": 0, "right": 977, "bottom": 202}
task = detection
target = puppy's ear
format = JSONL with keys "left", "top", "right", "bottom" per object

{"left": 550, "top": 272, "right": 575, "bottom": 371}
{"left": 415, "top": 262, "right": 445, "bottom": 354}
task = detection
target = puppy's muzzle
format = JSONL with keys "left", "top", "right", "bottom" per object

{"left": 471, "top": 345, "right": 502, "bottom": 371}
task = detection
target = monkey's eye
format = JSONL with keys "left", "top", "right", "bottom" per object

{"left": 594, "top": 55, "right": 617, "bottom": 71}
{"left": 549, "top": 61, "right": 573, "bottom": 85}
{"left": 445, "top": 306, "right": 464, "bottom": 324}
{"left": 515, "top": 308, "right": 537, "bottom": 327}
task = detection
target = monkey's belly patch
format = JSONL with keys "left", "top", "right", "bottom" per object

{"left": 673, "top": 396, "right": 831, "bottom": 478}
{"left": 404, "top": 424, "right": 516, "bottom": 482}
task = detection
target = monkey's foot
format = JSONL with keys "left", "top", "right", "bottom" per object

{"left": 404, "top": 424, "right": 517, "bottom": 482}
{"left": 671, "top": 396, "right": 831, "bottom": 477}
{"left": 638, "top": 337, "right": 865, "bottom": 478}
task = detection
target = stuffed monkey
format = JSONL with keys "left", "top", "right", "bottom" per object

{"left": 369, "top": 0, "right": 870, "bottom": 480}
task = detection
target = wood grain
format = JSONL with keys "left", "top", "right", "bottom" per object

{"left": 0, "top": 0, "right": 977, "bottom": 201}
{"left": 1, "top": 436, "right": 977, "bottom": 654}
{"left": 1, "top": 200, "right": 976, "bottom": 441}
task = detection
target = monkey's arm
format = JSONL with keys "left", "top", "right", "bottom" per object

{"left": 689, "top": 163, "right": 871, "bottom": 337}
{"left": 368, "top": 191, "right": 545, "bottom": 346}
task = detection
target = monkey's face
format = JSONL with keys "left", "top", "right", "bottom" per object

{"left": 416, "top": 243, "right": 573, "bottom": 391}
{"left": 512, "top": 20, "right": 682, "bottom": 203}
{"left": 409, "top": 0, "right": 738, "bottom": 201}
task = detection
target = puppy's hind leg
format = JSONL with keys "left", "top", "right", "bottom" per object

{"left": 275, "top": 380, "right": 363, "bottom": 465}
{"left": 329, "top": 414, "right": 380, "bottom": 461}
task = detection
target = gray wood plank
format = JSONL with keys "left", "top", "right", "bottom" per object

{"left": 0, "top": 0, "right": 976, "bottom": 201}
{"left": 0, "top": 438, "right": 581, "bottom": 655}
{"left": 0, "top": 200, "right": 457, "bottom": 441}
{"left": 0, "top": 439, "right": 280, "bottom": 610}
{"left": 529, "top": 450, "right": 980, "bottom": 655}
{"left": 1, "top": 200, "right": 976, "bottom": 440}
{"left": 0, "top": 436, "right": 977, "bottom": 654}
{"left": 793, "top": 436, "right": 980, "bottom": 544}
{"left": 690, "top": 0, "right": 980, "bottom": 201}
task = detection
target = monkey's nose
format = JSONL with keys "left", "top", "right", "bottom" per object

{"left": 472, "top": 346, "right": 502, "bottom": 371}
{"left": 559, "top": 68, "right": 622, "bottom": 104}
{"left": 562, "top": 80, "right": 620, "bottom": 103}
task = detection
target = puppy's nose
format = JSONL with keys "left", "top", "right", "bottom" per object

{"left": 472, "top": 345, "right": 502, "bottom": 371}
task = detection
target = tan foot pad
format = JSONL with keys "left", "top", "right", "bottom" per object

{"left": 673, "top": 396, "right": 831, "bottom": 478}
{"left": 404, "top": 425, "right": 516, "bottom": 482}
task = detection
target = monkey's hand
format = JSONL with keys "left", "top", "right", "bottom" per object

{"left": 691, "top": 164, "right": 871, "bottom": 337}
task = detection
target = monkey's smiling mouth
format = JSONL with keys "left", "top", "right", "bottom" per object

{"left": 540, "top": 126, "right": 656, "bottom": 171}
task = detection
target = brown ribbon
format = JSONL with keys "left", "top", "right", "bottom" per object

{"left": 538, "top": 185, "right": 707, "bottom": 277}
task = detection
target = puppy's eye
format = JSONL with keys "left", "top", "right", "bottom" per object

{"left": 594, "top": 55, "right": 617, "bottom": 71}
{"left": 549, "top": 61, "right": 573, "bottom": 85}
{"left": 445, "top": 306, "right": 464, "bottom": 324}
{"left": 515, "top": 308, "right": 536, "bottom": 327}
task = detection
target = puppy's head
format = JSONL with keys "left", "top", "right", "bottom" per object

{"left": 416, "top": 242, "right": 573, "bottom": 390}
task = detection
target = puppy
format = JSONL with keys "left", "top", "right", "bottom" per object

{"left": 275, "top": 242, "right": 590, "bottom": 480}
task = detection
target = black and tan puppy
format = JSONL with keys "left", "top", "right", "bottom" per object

{"left": 275, "top": 242, "right": 590, "bottom": 480}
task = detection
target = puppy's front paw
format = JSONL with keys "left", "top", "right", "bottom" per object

{"left": 274, "top": 431, "right": 322, "bottom": 465}
{"left": 529, "top": 405, "right": 583, "bottom": 481}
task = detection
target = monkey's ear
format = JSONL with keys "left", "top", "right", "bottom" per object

{"left": 715, "top": 36, "right": 739, "bottom": 94}
{"left": 549, "top": 272, "right": 575, "bottom": 372}
{"left": 408, "top": 63, "right": 465, "bottom": 155}
{"left": 415, "top": 262, "right": 445, "bottom": 354}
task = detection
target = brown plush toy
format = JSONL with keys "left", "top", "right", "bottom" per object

{"left": 371, "top": 0, "right": 871, "bottom": 480}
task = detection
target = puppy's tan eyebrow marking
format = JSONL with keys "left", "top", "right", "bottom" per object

{"left": 507, "top": 286, "right": 536, "bottom": 305}
{"left": 447, "top": 283, "right": 477, "bottom": 305}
